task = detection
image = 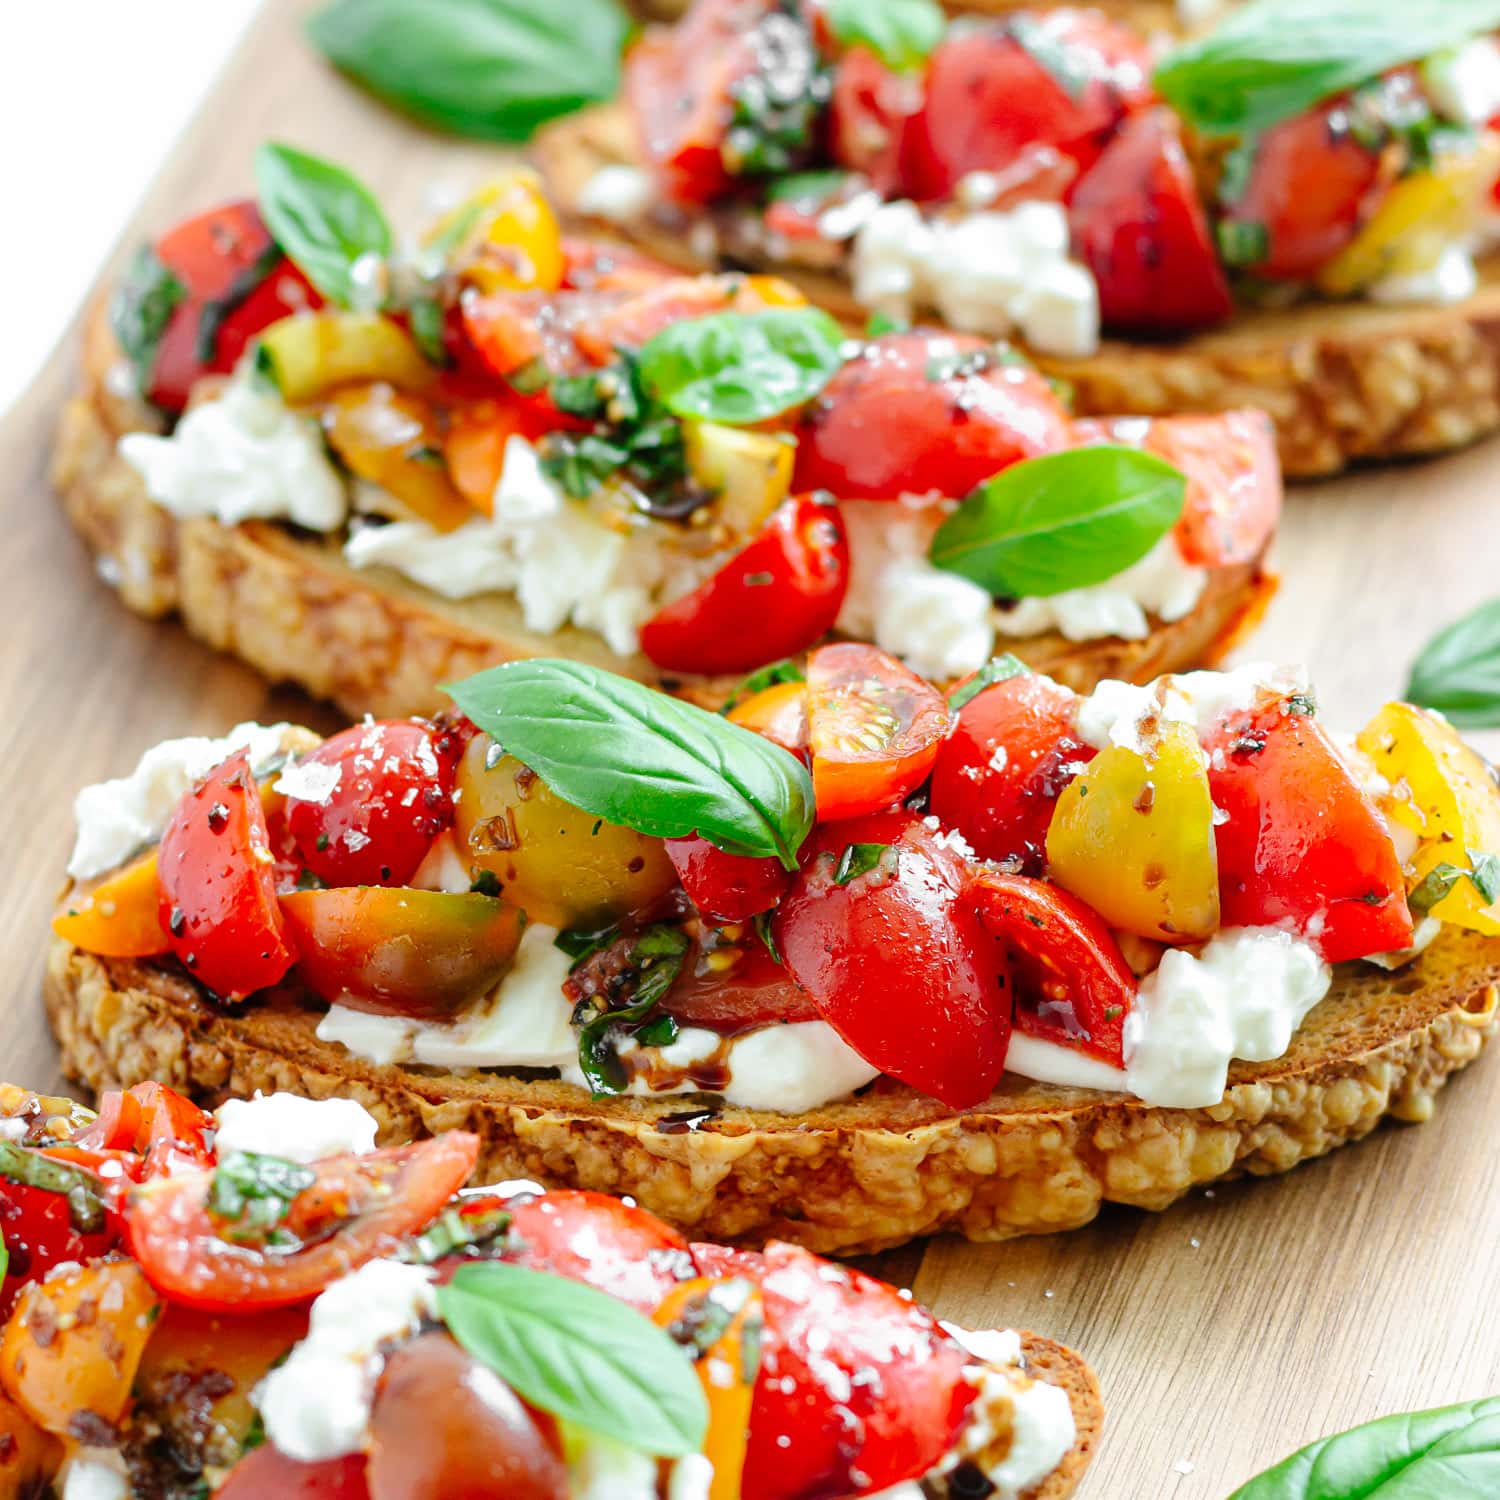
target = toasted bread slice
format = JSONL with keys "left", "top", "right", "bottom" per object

{"left": 1019, "top": 1334, "right": 1104, "bottom": 1500}
{"left": 46, "top": 922, "right": 1499, "bottom": 1257}
{"left": 50, "top": 300, "right": 1274, "bottom": 720}
{"left": 536, "top": 102, "right": 1500, "bottom": 479}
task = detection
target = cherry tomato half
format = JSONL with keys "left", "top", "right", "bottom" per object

{"left": 1071, "top": 109, "right": 1233, "bottom": 333}
{"left": 727, "top": 680, "right": 810, "bottom": 759}
{"left": 774, "top": 811, "right": 1009, "bottom": 1108}
{"left": 740, "top": 1241, "right": 974, "bottom": 1500}
{"left": 157, "top": 749, "right": 297, "bottom": 1000}
{"left": 641, "top": 495, "right": 849, "bottom": 676}
{"left": 1206, "top": 700, "right": 1413, "bottom": 963}
{"left": 661, "top": 937, "right": 821, "bottom": 1032}
{"left": 829, "top": 46, "right": 920, "bottom": 195}
{"left": 665, "top": 836, "right": 792, "bottom": 922}
{"left": 285, "top": 720, "right": 462, "bottom": 889}
{"left": 125, "top": 1134, "right": 479, "bottom": 1312}
{"left": 807, "top": 643, "right": 951, "bottom": 820}
{"left": 73, "top": 1081, "right": 216, "bottom": 1179}
{"left": 794, "top": 331, "right": 1071, "bottom": 500}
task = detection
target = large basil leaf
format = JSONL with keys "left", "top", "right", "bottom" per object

{"left": 1229, "top": 1397, "right": 1500, "bottom": 1498}
{"left": 1155, "top": 0, "right": 1500, "bottom": 138}
{"left": 929, "top": 446, "right": 1186, "bottom": 599}
{"left": 1407, "top": 597, "right": 1500, "bottom": 728}
{"left": 443, "top": 659, "right": 815, "bottom": 869}
{"left": 825, "top": 0, "right": 945, "bottom": 72}
{"left": 253, "top": 143, "right": 391, "bottom": 308}
{"left": 637, "top": 309, "right": 848, "bottom": 425}
{"left": 306, "top": 0, "right": 628, "bottom": 144}
{"left": 438, "top": 1262, "right": 707, "bottom": 1455}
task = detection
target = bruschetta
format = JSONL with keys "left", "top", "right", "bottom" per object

{"left": 47, "top": 648, "right": 1500, "bottom": 1254}
{"left": 54, "top": 148, "right": 1278, "bottom": 721}
{"left": 537, "top": 0, "right": 1500, "bottom": 476}
{"left": 0, "top": 1079, "right": 1103, "bottom": 1498}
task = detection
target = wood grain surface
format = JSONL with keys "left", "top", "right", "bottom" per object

{"left": 2, "top": 3, "right": 1498, "bottom": 1496}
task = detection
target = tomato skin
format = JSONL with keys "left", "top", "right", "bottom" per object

{"left": 662, "top": 936, "right": 821, "bottom": 1032}
{"left": 157, "top": 749, "right": 297, "bottom": 1000}
{"left": 1073, "top": 410, "right": 1282, "bottom": 569}
{"left": 215, "top": 1448, "right": 371, "bottom": 1500}
{"left": 774, "top": 811, "right": 1010, "bottom": 1108}
{"left": 0, "top": 1182, "right": 118, "bottom": 1319}
{"left": 1218, "top": 102, "right": 1386, "bottom": 281}
{"left": 794, "top": 331, "right": 1071, "bottom": 500}
{"left": 739, "top": 1241, "right": 974, "bottom": 1500}
{"left": 807, "top": 643, "right": 951, "bottom": 820}
{"left": 1071, "top": 109, "right": 1234, "bottom": 333}
{"left": 641, "top": 495, "right": 849, "bottom": 676}
{"left": 969, "top": 871, "right": 1134, "bottom": 1065}
{"left": 829, "top": 47, "right": 920, "bottom": 195}
{"left": 928, "top": 671, "right": 1093, "bottom": 872}
{"left": 125, "top": 1134, "right": 479, "bottom": 1312}
{"left": 728, "top": 680, "right": 810, "bottom": 759}
{"left": 1206, "top": 703, "right": 1413, "bottom": 963}
{"left": 500, "top": 1190, "right": 695, "bottom": 1314}
{"left": 665, "top": 836, "right": 792, "bottom": 921}
{"left": 74, "top": 1081, "right": 215, "bottom": 1179}
{"left": 286, "top": 720, "right": 462, "bottom": 889}
{"left": 902, "top": 14, "right": 1154, "bottom": 201}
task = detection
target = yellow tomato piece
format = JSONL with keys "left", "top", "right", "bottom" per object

{"left": 323, "top": 383, "right": 474, "bottom": 533}
{"left": 1316, "top": 137, "right": 1500, "bottom": 296}
{"left": 737, "top": 274, "right": 808, "bottom": 309}
{"left": 52, "top": 851, "right": 168, "bottom": 958}
{"left": 0, "top": 1261, "right": 162, "bottom": 1437}
{"left": 0, "top": 1387, "right": 60, "bottom": 1496}
{"left": 684, "top": 422, "right": 795, "bottom": 540}
{"left": 1046, "top": 720, "right": 1219, "bottom": 943}
{"left": 427, "top": 170, "right": 564, "bottom": 294}
{"left": 1356, "top": 702, "right": 1500, "bottom": 935}
{"left": 453, "top": 737, "right": 678, "bottom": 930}
{"left": 256, "top": 312, "right": 436, "bottom": 404}
{"left": 654, "top": 1276, "right": 760, "bottom": 1500}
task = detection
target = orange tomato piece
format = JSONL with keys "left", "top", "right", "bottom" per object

{"left": 52, "top": 851, "right": 169, "bottom": 958}
{"left": 0, "top": 1387, "right": 60, "bottom": 1495}
{"left": 443, "top": 400, "right": 538, "bottom": 514}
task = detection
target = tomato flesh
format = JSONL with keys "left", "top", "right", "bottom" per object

{"left": 661, "top": 937, "right": 821, "bottom": 1032}
{"left": 124, "top": 1134, "right": 479, "bottom": 1311}
{"left": 156, "top": 749, "right": 297, "bottom": 1000}
{"left": 286, "top": 720, "right": 462, "bottom": 889}
{"left": 73, "top": 1081, "right": 216, "bottom": 1179}
{"left": 641, "top": 495, "right": 849, "bottom": 677}
{"left": 774, "top": 811, "right": 1009, "bottom": 1107}
{"left": 807, "top": 643, "right": 951, "bottom": 819}
{"left": 794, "top": 331, "right": 1070, "bottom": 500}
{"left": 1206, "top": 702, "right": 1413, "bottom": 963}
{"left": 1071, "top": 108, "right": 1233, "bottom": 332}
{"left": 665, "top": 836, "right": 792, "bottom": 921}
{"left": 0, "top": 1182, "right": 118, "bottom": 1319}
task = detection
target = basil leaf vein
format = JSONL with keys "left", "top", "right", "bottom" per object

{"left": 307, "top": 0, "right": 629, "bottom": 144}
{"left": 1228, "top": 1395, "right": 1500, "bottom": 1499}
{"left": 1407, "top": 597, "right": 1500, "bottom": 728}
{"left": 443, "top": 659, "right": 815, "bottom": 870}
{"left": 637, "top": 309, "right": 847, "bottom": 425}
{"left": 930, "top": 446, "right": 1186, "bottom": 600}
{"left": 253, "top": 143, "right": 391, "bottom": 308}
{"left": 826, "top": 0, "right": 945, "bottom": 72}
{"left": 437, "top": 1262, "right": 708, "bottom": 1455}
{"left": 1155, "top": 0, "right": 1500, "bottom": 138}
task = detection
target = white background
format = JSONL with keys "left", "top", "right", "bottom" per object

{"left": 0, "top": 2, "right": 261, "bottom": 417}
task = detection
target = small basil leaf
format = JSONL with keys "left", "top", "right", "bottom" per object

{"left": 554, "top": 922, "right": 620, "bottom": 971}
{"left": 109, "top": 246, "right": 187, "bottom": 395}
{"left": 0, "top": 1225, "right": 7, "bottom": 1286}
{"left": 1155, "top": 0, "right": 1500, "bottom": 138}
{"left": 444, "top": 659, "right": 815, "bottom": 870}
{"left": 253, "top": 143, "right": 391, "bottom": 308}
{"left": 865, "top": 310, "right": 909, "bottom": 337}
{"left": 825, "top": 0, "right": 944, "bottom": 72}
{"left": 1409, "top": 854, "right": 1500, "bottom": 915}
{"left": 1407, "top": 597, "right": 1500, "bottom": 728}
{"left": 765, "top": 169, "right": 851, "bottom": 204}
{"left": 834, "top": 843, "right": 892, "bottom": 885}
{"left": 637, "top": 309, "right": 847, "bottom": 425}
{"left": 948, "top": 654, "right": 1030, "bottom": 712}
{"left": 724, "top": 658, "right": 806, "bottom": 715}
{"left": 437, "top": 1262, "right": 709, "bottom": 1455}
{"left": 1228, "top": 1396, "right": 1500, "bottom": 1499}
{"left": 930, "top": 446, "right": 1186, "bottom": 600}
{"left": 307, "top": 0, "right": 629, "bottom": 144}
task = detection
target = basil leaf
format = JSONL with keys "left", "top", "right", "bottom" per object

{"left": 209, "top": 1152, "right": 317, "bottom": 1243}
{"left": 1409, "top": 854, "right": 1500, "bottom": 915}
{"left": 1155, "top": 0, "right": 1500, "bottom": 138}
{"left": 399, "top": 1201, "right": 511, "bottom": 1264}
{"left": 554, "top": 922, "right": 620, "bottom": 971}
{"left": 834, "top": 842, "right": 892, "bottom": 885}
{"left": 948, "top": 654, "right": 1030, "bottom": 712}
{"left": 637, "top": 309, "right": 847, "bottom": 425}
{"left": 575, "top": 925, "right": 691, "bottom": 1095}
{"left": 0, "top": 1225, "right": 7, "bottom": 1286}
{"left": 1407, "top": 597, "right": 1500, "bottom": 728}
{"left": 930, "top": 446, "right": 1186, "bottom": 600}
{"left": 307, "top": 0, "right": 628, "bottom": 144}
{"left": 826, "top": 0, "right": 944, "bottom": 72}
{"left": 1228, "top": 1396, "right": 1500, "bottom": 1499}
{"left": 444, "top": 659, "right": 815, "bottom": 870}
{"left": 253, "top": 143, "right": 391, "bottom": 308}
{"left": 109, "top": 245, "right": 187, "bottom": 395}
{"left": 437, "top": 1262, "right": 708, "bottom": 1454}
{"left": 0, "top": 1143, "right": 105, "bottom": 1235}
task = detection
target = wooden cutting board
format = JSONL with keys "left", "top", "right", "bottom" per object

{"left": 1, "top": 2, "right": 1497, "bottom": 1494}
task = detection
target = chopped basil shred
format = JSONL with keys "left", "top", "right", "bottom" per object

{"left": 110, "top": 245, "right": 188, "bottom": 394}
{"left": 1408, "top": 855, "right": 1500, "bottom": 915}
{"left": 948, "top": 654, "right": 1031, "bottom": 711}
{"left": 209, "top": 1152, "right": 317, "bottom": 1244}
{"left": 723, "top": 10, "right": 830, "bottom": 176}
{"left": 834, "top": 842, "right": 893, "bottom": 886}
{"left": 725, "top": 657, "right": 806, "bottom": 714}
{"left": 574, "top": 925, "right": 691, "bottom": 1095}
{"left": 825, "top": 0, "right": 944, "bottom": 73}
{"left": 0, "top": 1144, "right": 107, "bottom": 1235}
{"left": 399, "top": 1201, "right": 512, "bottom": 1264}
{"left": 554, "top": 923, "right": 621, "bottom": 971}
